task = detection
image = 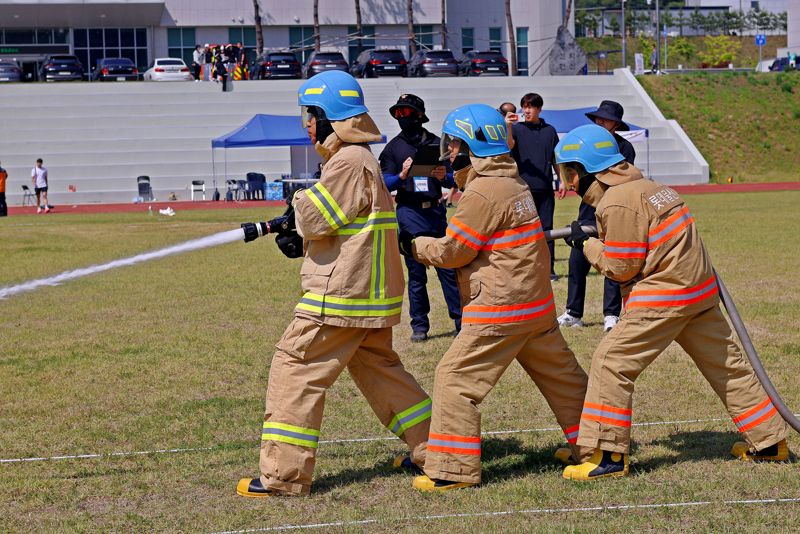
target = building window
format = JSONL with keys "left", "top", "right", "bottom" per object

{"left": 461, "top": 27, "right": 474, "bottom": 54}
{"left": 347, "top": 25, "right": 375, "bottom": 63}
{"left": 489, "top": 27, "right": 502, "bottom": 52}
{"left": 516, "top": 27, "right": 528, "bottom": 76}
{"left": 413, "top": 24, "right": 434, "bottom": 50}
{"left": 74, "top": 27, "right": 149, "bottom": 73}
{"left": 167, "top": 27, "right": 196, "bottom": 66}
{"left": 289, "top": 26, "right": 314, "bottom": 64}
{"left": 1, "top": 28, "right": 68, "bottom": 45}
{"left": 228, "top": 27, "right": 257, "bottom": 63}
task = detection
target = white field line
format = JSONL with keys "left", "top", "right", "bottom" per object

{"left": 210, "top": 498, "right": 800, "bottom": 534}
{"left": 0, "top": 415, "right": 755, "bottom": 464}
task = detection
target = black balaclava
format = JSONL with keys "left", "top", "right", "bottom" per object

{"left": 398, "top": 116, "right": 424, "bottom": 143}
{"left": 309, "top": 106, "right": 334, "bottom": 144}
{"left": 577, "top": 172, "right": 597, "bottom": 197}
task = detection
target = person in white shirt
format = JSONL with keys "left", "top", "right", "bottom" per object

{"left": 31, "top": 158, "right": 49, "bottom": 213}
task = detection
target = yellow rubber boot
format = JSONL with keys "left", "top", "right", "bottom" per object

{"left": 236, "top": 477, "right": 278, "bottom": 498}
{"left": 562, "top": 449, "right": 629, "bottom": 481}
{"left": 554, "top": 447, "right": 578, "bottom": 466}
{"left": 731, "top": 439, "right": 789, "bottom": 462}
{"left": 413, "top": 474, "right": 478, "bottom": 492}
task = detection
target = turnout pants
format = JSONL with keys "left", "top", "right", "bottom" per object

{"left": 260, "top": 317, "right": 432, "bottom": 495}
{"left": 423, "top": 324, "right": 590, "bottom": 484}
{"left": 577, "top": 305, "right": 787, "bottom": 454}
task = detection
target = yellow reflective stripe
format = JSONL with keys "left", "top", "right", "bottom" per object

{"left": 334, "top": 211, "right": 398, "bottom": 236}
{"left": 339, "top": 89, "right": 359, "bottom": 97}
{"left": 304, "top": 87, "right": 325, "bottom": 95}
{"left": 314, "top": 183, "right": 349, "bottom": 227}
{"left": 388, "top": 398, "right": 432, "bottom": 437}
{"left": 305, "top": 183, "right": 350, "bottom": 230}
{"left": 302, "top": 293, "right": 403, "bottom": 305}
{"left": 561, "top": 143, "right": 581, "bottom": 151}
{"left": 296, "top": 292, "right": 403, "bottom": 317}
{"left": 594, "top": 140, "right": 614, "bottom": 149}
{"left": 262, "top": 422, "right": 320, "bottom": 448}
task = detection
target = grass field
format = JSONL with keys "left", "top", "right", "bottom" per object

{"left": 1, "top": 192, "right": 799, "bottom": 532}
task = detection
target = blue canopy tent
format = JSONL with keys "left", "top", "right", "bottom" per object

{"left": 211, "top": 113, "right": 387, "bottom": 186}
{"left": 540, "top": 107, "right": 650, "bottom": 175}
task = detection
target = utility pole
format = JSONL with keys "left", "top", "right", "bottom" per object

{"left": 655, "top": 0, "right": 660, "bottom": 73}
{"left": 621, "top": 0, "right": 626, "bottom": 69}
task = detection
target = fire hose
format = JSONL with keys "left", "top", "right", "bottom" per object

{"left": 545, "top": 225, "right": 800, "bottom": 434}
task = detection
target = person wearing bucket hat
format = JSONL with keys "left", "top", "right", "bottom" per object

{"left": 404, "top": 104, "right": 592, "bottom": 492}
{"left": 558, "top": 100, "right": 635, "bottom": 333}
{"left": 236, "top": 72, "right": 433, "bottom": 497}
{"left": 380, "top": 94, "right": 462, "bottom": 343}
{"left": 553, "top": 124, "right": 789, "bottom": 481}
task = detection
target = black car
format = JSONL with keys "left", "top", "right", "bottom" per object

{"left": 769, "top": 57, "right": 796, "bottom": 72}
{"left": 350, "top": 49, "right": 407, "bottom": 78}
{"left": 408, "top": 49, "right": 458, "bottom": 77}
{"left": 458, "top": 51, "right": 509, "bottom": 77}
{"left": 303, "top": 51, "right": 349, "bottom": 78}
{"left": 39, "top": 55, "right": 84, "bottom": 81}
{"left": 259, "top": 52, "right": 302, "bottom": 79}
{"left": 0, "top": 60, "right": 22, "bottom": 83}
{"left": 92, "top": 57, "right": 138, "bottom": 81}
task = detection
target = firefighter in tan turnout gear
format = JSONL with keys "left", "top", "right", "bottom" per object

{"left": 399, "top": 104, "right": 592, "bottom": 492}
{"left": 554, "top": 124, "right": 790, "bottom": 481}
{"left": 237, "top": 71, "right": 432, "bottom": 497}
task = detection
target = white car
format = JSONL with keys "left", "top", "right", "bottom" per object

{"left": 143, "top": 58, "right": 193, "bottom": 81}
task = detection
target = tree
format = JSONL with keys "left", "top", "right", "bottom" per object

{"left": 661, "top": 11, "right": 674, "bottom": 34}
{"left": 698, "top": 35, "right": 741, "bottom": 67}
{"left": 778, "top": 12, "right": 788, "bottom": 33}
{"left": 689, "top": 9, "right": 705, "bottom": 35}
{"left": 608, "top": 15, "right": 620, "bottom": 37}
{"left": 313, "top": 0, "right": 320, "bottom": 51}
{"left": 675, "top": 9, "right": 686, "bottom": 36}
{"left": 253, "top": 0, "right": 264, "bottom": 60}
{"left": 407, "top": 0, "right": 416, "bottom": 55}
{"left": 506, "top": 0, "right": 517, "bottom": 76}
{"left": 440, "top": 0, "right": 447, "bottom": 48}
{"left": 671, "top": 37, "right": 696, "bottom": 65}
{"left": 354, "top": 0, "right": 363, "bottom": 56}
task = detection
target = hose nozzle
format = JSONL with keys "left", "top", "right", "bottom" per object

{"left": 241, "top": 221, "right": 270, "bottom": 243}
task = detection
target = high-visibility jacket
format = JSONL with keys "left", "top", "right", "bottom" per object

{"left": 583, "top": 162, "right": 719, "bottom": 318}
{"left": 0, "top": 167, "right": 7, "bottom": 193}
{"left": 293, "top": 114, "right": 404, "bottom": 329}
{"left": 413, "top": 154, "right": 555, "bottom": 336}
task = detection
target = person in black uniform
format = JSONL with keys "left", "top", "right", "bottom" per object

{"left": 379, "top": 94, "right": 462, "bottom": 342}
{"left": 557, "top": 100, "right": 636, "bottom": 332}
{"left": 505, "top": 92, "right": 565, "bottom": 281}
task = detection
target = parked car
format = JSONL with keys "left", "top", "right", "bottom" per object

{"left": 259, "top": 52, "right": 302, "bottom": 79}
{"left": 39, "top": 55, "right": 84, "bottom": 82}
{"left": 303, "top": 51, "right": 349, "bottom": 78}
{"left": 0, "top": 59, "right": 22, "bottom": 82}
{"left": 350, "top": 49, "right": 407, "bottom": 78}
{"left": 408, "top": 49, "right": 458, "bottom": 77}
{"left": 769, "top": 57, "right": 796, "bottom": 72}
{"left": 458, "top": 50, "right": 509, "bottom": 76}
{"left": 92, "top": 57, "right": 139, "bottom": 81}
{"left": 143, "top": 58, "right": 193, "bottom": 81}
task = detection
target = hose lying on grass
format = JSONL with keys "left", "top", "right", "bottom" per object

{"left": 545, "top": 225, "right": 800, "bottom": 435}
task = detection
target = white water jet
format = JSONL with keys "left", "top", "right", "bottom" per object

{"left": 0, "top": 228, "right": 245, "bottom": 300}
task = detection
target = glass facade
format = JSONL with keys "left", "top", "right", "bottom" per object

{"left": 289, "top": 26, "right": 314, "bottom": 64}
{"left": 516, "top": 27, "right": 528, "bottom": 76}
{"left": 413, "top": 24, "right": 434, "bottom": 50}
{"left": 347, "top": 25, "right": 375, "bottom": 63}
{"left": 74, "top": 27, "right": 148, "bottom": 72}
{"left": 489, "top": 27, "right": 502, "bottom": 52}
{"left": 167, "top": 27, "right": 195, "bottom": 66}
{"left": 228, "top": 27, "right": 257, "bottom": 63}
{"left": 461, "top": 27, "right": 474, "bottom": 54}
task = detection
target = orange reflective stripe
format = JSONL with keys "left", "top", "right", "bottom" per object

{"left": 582, "top": 402, "right": 632, "bottom": 427}
{"left": 446, "top": 217, "right": 488, "bottom": 250}
{"left": 462, "top": 294, "right": 554, "bottom": 324}
{"left": 427, "top": 433, "right": 481, "bottom": 455}
{"left": 626, "top": 275, "right": 718, "bottom": 308}
{"left": 733, "top": 398, "right": 779, "bottom": 432}
{"left": 604, "top": 240, "right": 648, "bottom": 259}
{"left": 563, "top": 424, "right": 579, "bottom": 444}
{"left": 482, "top": 221, "right": 543, "bottom": 250}
{"left": 648, "top": 206, "right": 694, "bottom": 248}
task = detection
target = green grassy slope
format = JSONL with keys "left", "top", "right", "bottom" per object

{"left": 639, "top": 71, "right": 800, "bottom": 182}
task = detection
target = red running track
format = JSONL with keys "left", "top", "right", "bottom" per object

{"left": 6, "top": 182, "right": 800, "bottom": 217}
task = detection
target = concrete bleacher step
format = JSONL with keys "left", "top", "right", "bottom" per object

{"left": 0, "top": 71, "right": 708, "bottom": 205}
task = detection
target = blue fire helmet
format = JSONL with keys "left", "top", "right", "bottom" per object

{"left": 297, "top": 70, "right": 368, "bottom": 121}
{"left": 555, "top": 124, "right": 625, "bottom": 173}
{"left": 441, "top": 104, "right": 510, "bottom": 158}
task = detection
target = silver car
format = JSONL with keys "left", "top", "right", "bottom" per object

{"left": 143, "top": 58, "right": 193, "bottom": 81}
{"left": 0, "top": 60, "right": 22, "bottom": 82}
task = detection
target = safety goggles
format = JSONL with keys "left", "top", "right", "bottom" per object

{"left": 392, "top": 107, "right": 415, "bottom": 119}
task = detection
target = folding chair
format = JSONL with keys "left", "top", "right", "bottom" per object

{"left": 190, "top": 180, "right": 206, "bottom": 201}
{"left": 21, "top": 185, "right": 36, "bottom": 206}
{"left": 137, "top": 175, "right": 154, "bottom": 201}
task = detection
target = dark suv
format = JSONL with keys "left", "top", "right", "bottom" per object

{"left": 92, "top": 58, "right": 138, "bottom": 81}
{"left": 458, "top": 50, "right": 509, "bottom": 76}
{"left": 350, "top": 49, "right": 407, "bottom": 78}
{"left": 259, "top": 52, "right": 302, "bottom": 79}
{"left": 303, "top": 51, "right": 349, "bottom": 78}
{"left": 39, "top": 55, "right": 84, "bottom": 81}
{"left": 408, "top": 49, "right": 458, "bottom": 77}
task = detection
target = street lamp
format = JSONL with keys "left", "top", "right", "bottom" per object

{"left": 621, "top": 0, "right": 626, "bottom": 69}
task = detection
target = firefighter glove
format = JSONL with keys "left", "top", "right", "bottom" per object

{"left": 565, "top": 221, "right": 589, "bottom": 250}
{"left": 276, "top": 232, "right": 304, "bottom": 258}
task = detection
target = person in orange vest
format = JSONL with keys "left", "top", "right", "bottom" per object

{"left": 0, "top": 160, "right": 7, "bottom": 217}
{"left": 401, "top": 104, "right": 591, "bottom": 491}
{"left": 554, "top": 124, "right": 789, "bottom": 481}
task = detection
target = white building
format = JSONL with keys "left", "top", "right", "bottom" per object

{"left": 0, "top": 0, "right": 569, "bottom": 78}
{"left": 685, "top": 0, "right": 788, "bottom": 12}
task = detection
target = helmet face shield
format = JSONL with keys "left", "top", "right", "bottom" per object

{"left": 440, "top": 133, "right": 465, "bottom": 163}
{"left": 300, "top": 105, "right": 314, "bottom": 128}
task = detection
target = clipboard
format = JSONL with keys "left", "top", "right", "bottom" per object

{"left": 407, "top": 145, "right": 444, "bottom": 179}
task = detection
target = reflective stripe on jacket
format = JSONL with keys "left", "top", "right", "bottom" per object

{"left": 294, "top": 120, "right": 404, "bottom": 328}
{"left": 583, "top": 163, "right": 719, "bottom": 318}
{"left": 413, "top": 154, "right": 555, "bottom": 336}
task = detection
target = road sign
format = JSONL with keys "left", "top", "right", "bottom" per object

{"left": 755, "top": 34, "right": 766, "bottom": 47}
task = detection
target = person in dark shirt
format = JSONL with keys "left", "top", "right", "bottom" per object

{"left": 558, "top": 100, "right": 636, "bottom": 332}
{"left": 505, "top": 92, "right": 565, "bottom": 281}
{"left": 379, "top": 94, "right": 462, "bottom": 342}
